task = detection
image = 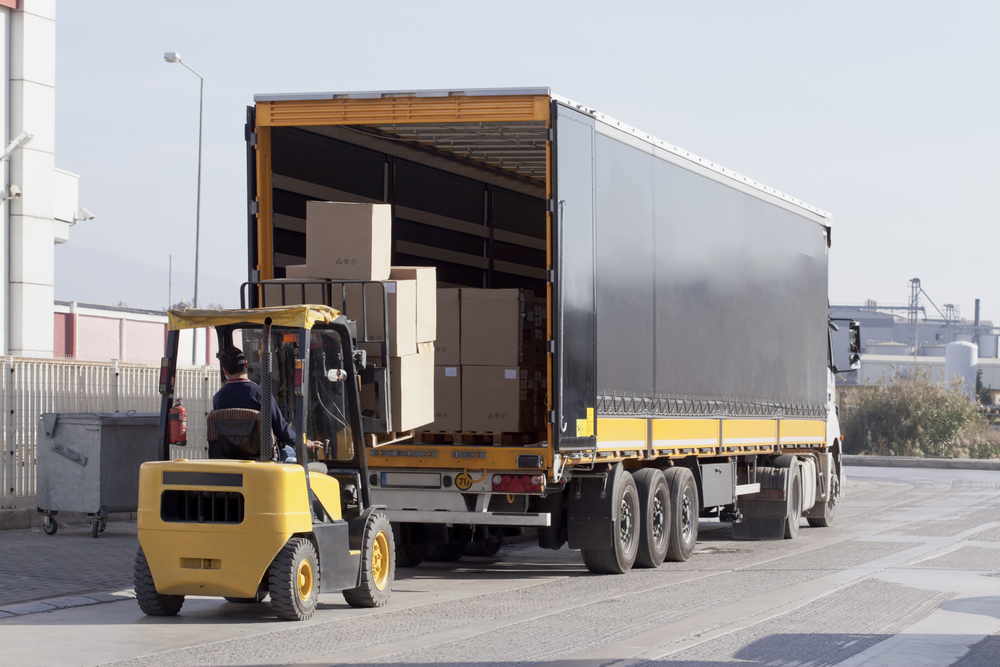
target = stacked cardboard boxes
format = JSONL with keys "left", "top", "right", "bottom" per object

{"left": 259, "top": 201, "right": 436, "bottom": 432}
{"left": 421, "top": 288, "right": 547, "bottom": 436}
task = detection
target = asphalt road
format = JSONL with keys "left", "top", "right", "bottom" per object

{"left": 2, "top": 465, "right": 999, "bottom": 667}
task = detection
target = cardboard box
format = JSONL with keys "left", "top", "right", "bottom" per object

{"left": 284, "top": 264, "right": 310, "bottom": 279}
{"left": 364, "top": 343, "right": 435, "bottom": 432}
{"left": 421, "top": 365, "right": 461, "bottom": 432}
{"left": 461, "top": 289, "right": 547, "bottom": 366}
{"left": 347, "top": 280, "right": 417, "bottom": 358}
{"left": 261, "top": 279, "right": 328, "bottom": 307}
{"left": 462, "top": 366, "right": 541, "bottom": 433}
{"left": 389, "top": 266, "right": 436, "bottom": 343}
{"left": 306, "top": 201, "right": 391, "bottom": 281}
{"left": 435, "top": 288, "right": 461, "bottom": 365}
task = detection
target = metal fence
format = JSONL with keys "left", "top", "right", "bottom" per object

{"left": 0, "top": 357, "right": 220, "bottom": 509}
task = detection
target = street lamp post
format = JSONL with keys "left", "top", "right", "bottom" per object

{"left": 164, "top": 52, "right": 203, "bottom": 366}
{"left": 163, "top": 52, "right": 203, "bottom": 312}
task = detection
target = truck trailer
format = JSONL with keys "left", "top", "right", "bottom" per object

{"left": 243, "top": 87, "right": 859, "bottom": 574}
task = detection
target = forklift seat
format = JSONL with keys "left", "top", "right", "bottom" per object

{"left": 206, "top": 408, "right": 274, "bottom": 460}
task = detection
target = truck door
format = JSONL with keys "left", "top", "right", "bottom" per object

{"left": 553, "top": 103, "right": 598, "bottom": 451}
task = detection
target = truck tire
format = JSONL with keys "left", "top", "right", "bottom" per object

{"left": 394, "top": 523, "right": 427, "bottom": 567}
{"left": 581, "top": 469, "right": 640, "bottom": 574}
{"left": 426, "top": 525, "right": 473, "bottom": 562}
{"left": 807, "top": 473, "right": 838, "bottom": 528}
{"left": 268, "top": 537, "right": 319, "bottom": 621}
{"left": 344, "top": 513, "right": 395, "bottom": 608}
{"left": 134, "top": 546, "right": 184, "bottom": 616}
{"left": 633, "top": 468, "right": 670, "bottom": 568}
{"left": 467, "top": 525, "right": 504, "bottom": 557}
{"left": 664, "top": 467, "right": 698, "bottom": 562}
{"left": 784, "top": 463, "right": 802, "bottom": 539}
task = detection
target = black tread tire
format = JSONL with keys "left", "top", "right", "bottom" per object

{"left": 633, "top": 468, "right": 671, "bottom": 569}
{"left": 807, "top": 472, "right": 838, "bottom": 528}
{"left": 467, "top": 526, "right": 504, "bottom": 557}
{"left": 426, "top": 525, "right": 473, "bottom": 562}
{"left": 394, "top": 523, "right": 427, "bottom": 568}
{"left": 664, "top": 466, "right": 699, "bottom": 562}
{"left": 134, "top": 546, "right": 184, "bottom": 616}
{"left": 344, "top": 513, "right": 395, "bottom": 608}
{"left": 268, "top": 538, "right": 318, "bottom": 621}
{"left": 581, "top": 469, "right": 640, "bottom": 574}
{"left": 784, "top": 463, "right": 802, "bottom": 539}
{"left": 91, "top": 520, "right": 101, "bottom": 539}
{"left": 42, "top": 516, "right": 57, "bottom": 536}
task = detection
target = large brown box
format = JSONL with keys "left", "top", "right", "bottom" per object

{"left": 435, "top": 288, "right": 461, "bottom": 365}
{"left": 421, "top": 365, "right": 461, "bottom": 432}
{"left": 461, "top": 289, "right": 547, "bottom": 366}
{"left": 284, "top": 264, "right": 310, "bottom": 279}
{"left": 462, "top": 366, "right": 542, "bottom": 433}
{"left": 346, "top": 280, "right": 417, "bottom": 358}
{"left": 306, "top": 202, "right": 391, "bottom": 281}
{"left": 363, "top": 343, "right": 435, "bottom": 432}
{"left": 389, "top": 266, "right": 436, "bottom": 343}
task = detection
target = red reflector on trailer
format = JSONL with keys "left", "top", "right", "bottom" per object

{"left": 492, "top": 474, "right": 545, "bottom": 494}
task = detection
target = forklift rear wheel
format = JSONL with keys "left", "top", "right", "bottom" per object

{"left": 42, "top": 515, "right": 57, "bottom": 536}
{"left": 344, "top": 513, "right": 395, "bottom": 608}
{"left": 269, "top": 538, "right": 318, "bottom": 621}
{"left": 134, "top": 547, "right": 184, "bottom": 616}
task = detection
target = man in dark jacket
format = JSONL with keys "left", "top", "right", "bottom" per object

{"left": 214, "top": 345, "right": 315, "bottom": 461}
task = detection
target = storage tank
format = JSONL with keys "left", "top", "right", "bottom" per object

{"left": 944, "top": 341, "right": 978, "bottom": 398}
{"left": 919, "top": 344, "right": 947, "bottom": 358}
{"left": 974, "top": 334, "right": 998, "bottom": 359}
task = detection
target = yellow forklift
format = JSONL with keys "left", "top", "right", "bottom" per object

{"left": 134, "top": 304, "right": 394, "bottom": 621}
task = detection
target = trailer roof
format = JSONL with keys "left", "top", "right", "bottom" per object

{"left": 254, "top": 87, "right": 829, "bottom": 221}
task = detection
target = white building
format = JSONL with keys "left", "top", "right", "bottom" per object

{"left": 2, "top": 0, "right": 82, "bottom": 358}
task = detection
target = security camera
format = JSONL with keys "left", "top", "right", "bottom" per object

{"left": 7, "top": 185, "right": 21, "bottom": 198}
{"left": 78, "top": 207, "right": 94, "bottom": 221}
{"left": 1, "top": 131, "right": 33, "bottom": 160}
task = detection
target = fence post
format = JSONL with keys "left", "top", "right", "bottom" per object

{"left": 112, "top": 359, "right": 120, "bottom": 413}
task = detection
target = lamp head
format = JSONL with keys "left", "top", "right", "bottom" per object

{"left": 164, "top": 52, "right": 181, "bottom": 63}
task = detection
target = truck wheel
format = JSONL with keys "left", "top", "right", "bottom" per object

{"left": 268, "top": 537, "right": 318, "bottom": 621}
{"left": 426, "top": 525, "right": 473, "bottom": 562}
{"left": 784, "top": 464, "right": 802, "bottom": 539}
{"left": 394, "top": 523, "right": 427, "bottom": 567}
{"left": 633, "top": 468, "right": 670, "bottom": 568}
{"left": 344, "top": 513, "right": 395, "bottom": 608}
{"left": 664, "top": 467, "right": 698, "bottom": 562}
{"left": 467, "top": 526, "right": 504, "bottom": 557}
{"left": 807, "top": 473, "right": 838, "bottom": 528}
{"left": 581, "top": 469, "right": 639, "bottom": 574}
{"left": 134, "top": 547, "right": 184, "bottom": 616}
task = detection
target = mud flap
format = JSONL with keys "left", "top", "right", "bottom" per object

{"left": 732, "top": 466, "right": 788, "bottom": 541}
{"left": 567, "top": 464, "right": 621, "bottom": 550}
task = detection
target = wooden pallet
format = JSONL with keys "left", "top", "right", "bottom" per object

{"left": 414, "top": 430, "right": 545, "bottom": 446}
{"left": 365, "top": 429, "right": 415, "bottom": 448}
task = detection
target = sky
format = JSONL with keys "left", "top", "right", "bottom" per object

{"left": 53, "top": 1, "right": 1000, "bottom": 320}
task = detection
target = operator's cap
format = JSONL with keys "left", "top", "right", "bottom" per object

{"left": 217, "top": 346, "right": 247, "bottom": 374}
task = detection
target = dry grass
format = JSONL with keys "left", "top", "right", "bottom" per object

{"left": 841, "top": 369, "right": 1000, "bottom": 459}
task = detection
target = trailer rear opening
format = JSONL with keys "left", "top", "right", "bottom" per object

{"left": 245, "top": 88, "right": 858, "bottom": 574}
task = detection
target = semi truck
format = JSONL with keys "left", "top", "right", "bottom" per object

{"left": 242, "top": 87, "right": 860, "bottom": 574}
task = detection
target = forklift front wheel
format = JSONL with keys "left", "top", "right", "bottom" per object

{"left": 269, "top": 538, "right": 319, "bottom": 621}
{"left": 344, "top": 513, "right": 395, "bottom": 608}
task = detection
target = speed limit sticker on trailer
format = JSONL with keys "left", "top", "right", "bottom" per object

{"left": 455, "top": 473, "right": 473, "bottom": 490}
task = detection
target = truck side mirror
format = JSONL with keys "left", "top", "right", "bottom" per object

{"left": 829, "top": 318, "right": 861, "bottom": 373}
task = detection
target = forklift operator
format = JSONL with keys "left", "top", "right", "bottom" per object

{"left": 214, "top": 345, "right": 320, "bottom": 462}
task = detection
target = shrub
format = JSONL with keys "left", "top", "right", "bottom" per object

{"left": 841, "top": 368, "right": 1000, "bottom": 459}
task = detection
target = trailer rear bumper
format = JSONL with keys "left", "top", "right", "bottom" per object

{"left": 381, "top": 510, "right": 551, "bottom": 527}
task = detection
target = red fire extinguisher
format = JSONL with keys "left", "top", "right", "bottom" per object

{"left": 168, "top": 398, "right": 187, "bottom": 445}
